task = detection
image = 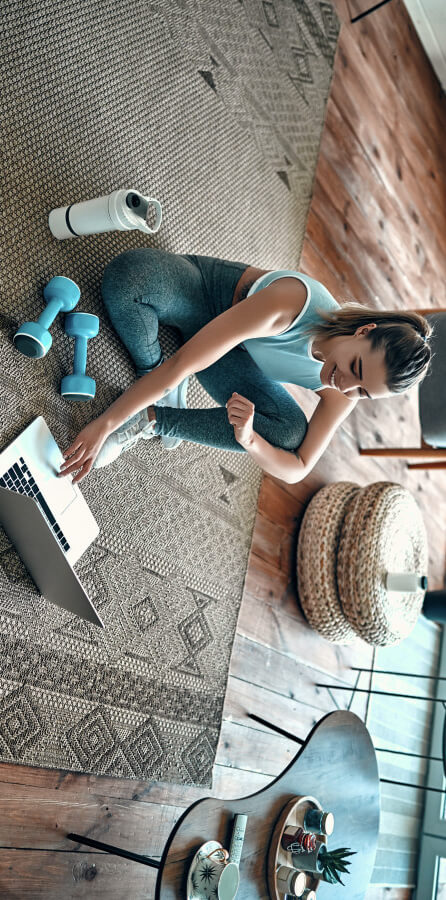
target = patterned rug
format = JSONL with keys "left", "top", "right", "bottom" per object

{"left": 0, "top": 0, "right": 340, "bottom": 785}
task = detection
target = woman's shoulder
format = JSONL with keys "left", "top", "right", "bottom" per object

{"left": 295, "top": 272, "right": 340, "bottom": 311}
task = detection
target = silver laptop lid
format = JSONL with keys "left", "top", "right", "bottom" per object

{"left": 0, "top": 486, "right": 104, "bottom": 628}
{"left": 0, "top": 416, "right": 99, "bottom": 566}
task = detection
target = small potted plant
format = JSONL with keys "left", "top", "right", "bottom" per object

{"left": 292, "top": 842, "right": 356, "bottom": 884}
{"left": 316, "top": 845, "right": 356, "bottom": 885}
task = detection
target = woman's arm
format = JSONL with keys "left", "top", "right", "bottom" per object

{"left": 233, "top": 388, "right": 357, "bottom": 484}
{"left": 100, "top": 277, "right": 306, "bottom": 433}
{"left": 60, "top": 278, "right": 305, "bottom": 476}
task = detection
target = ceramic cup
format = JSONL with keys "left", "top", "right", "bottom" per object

{"left": 192, "top": 847, "right": 240, "bottom": 900}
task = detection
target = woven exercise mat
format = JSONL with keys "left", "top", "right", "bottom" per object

{"left": 0, "top": 0, "right": 339, "bottom": 784}
{"left": 297, "top": 482, "right": 361, "bottom": 644}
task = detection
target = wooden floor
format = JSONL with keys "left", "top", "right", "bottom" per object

{"left": 1, "top": 1, "right": 446, "bottom": 897}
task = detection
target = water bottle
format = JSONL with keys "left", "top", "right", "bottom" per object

{"left": 49, "top": 189, "right": 162, "bottom": 239}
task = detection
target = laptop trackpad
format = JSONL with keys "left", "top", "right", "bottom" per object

{"left": 37, "top": 435, "right": 78, "bottom": 514}
{"left": 50, "top": 475, "right": 77, "bottom": 514}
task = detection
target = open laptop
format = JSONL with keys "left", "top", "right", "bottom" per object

{"left": 0, "top": 415, "right": 104, "bottom": 628}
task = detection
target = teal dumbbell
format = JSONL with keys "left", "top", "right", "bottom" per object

{"left": 14, "top": 276, "right": 80, "bottom": 358}
{"left": 61, "top": 312, "right": 99, "bottom": 401}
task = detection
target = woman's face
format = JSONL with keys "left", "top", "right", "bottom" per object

{"left": 317, "top": 325, "right": 392, "bottom": 400}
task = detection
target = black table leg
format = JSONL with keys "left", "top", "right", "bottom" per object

{"left": 248, "top": 714, "right": 304, "bottom": 743}
{"left": 316, "top": 684, "right": 446, "bottom": 702}
{"left": 380, "top": 779, "right": 445, "bottom": 795}
{"left": 351, "top": 666, "right": 446, "bottom": 681}
{"left": 351, "top": 0, "right": 394, "bottom": 23}
{"left": 67, "top": 833, "right": 160, "bottom": 868}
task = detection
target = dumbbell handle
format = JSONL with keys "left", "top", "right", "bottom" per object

{"left": 73, "top": 335, "right": 88, "bottom": 375}
{"left": 38, "top": 298, "right": 64, "bottom": 331}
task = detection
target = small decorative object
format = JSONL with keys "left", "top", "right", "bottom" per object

{"left": 187, "top": 840, "right": 240, "bottom": 900}
{"left": 282, "top": 827, "right": 316, "bottom": 854}
{"left": 276, "top": 865, "right": 307, "bottom": 896}
{"left": 228, "top": 813, "right": 248, "bottom": 867}
{"left": 294, "top": 845, "right": 356, "bottom": 885}
{"left": 303, "top": 808, "right": 334, "bottom": 836}
{"left": 292, "top": 839, "right": 324, "bottom": 875}
{"left": 267, "top": 796, "right": 324, "bottom": 900}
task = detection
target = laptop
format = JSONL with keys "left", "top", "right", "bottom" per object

{"left": 0, "top": 415, "right": 104, "bottom": 628}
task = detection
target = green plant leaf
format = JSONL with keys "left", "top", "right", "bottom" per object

{"left": 332, "top": 861, "right": 349, "bottom": 873}
{"left": 323, "top": 870, "right": 337, "bottom": 883}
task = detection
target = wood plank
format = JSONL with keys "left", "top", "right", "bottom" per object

{"left": 0, "top": 756, "right": 268, "bottom": 810}
{"left": 0, "top": 781, "right": 182, "bottom": 855}
{"left": 338, "top": 11, "right": 446, "bottom": 245}
{"left": 235, "top": 597, "right": 373, "bottom": 679}
{"left": 364, "top": 888, "right": 412, "bottom": 900}
{"left": 350, "top": 0, "right": 446, "bottom": 150}
{"left": 330, "top": 17, "right": 446, "bottom": 265}
{"left": 0, "top": 851, "right": 157, "bottom": 899}
{"left": 317, "top": 106, "right": 441, "bottom": 305}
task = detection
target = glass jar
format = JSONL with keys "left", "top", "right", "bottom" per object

{"left": 303, "top": 808, "right": 334, "bottom": 836}
{"left": 276, "top": 865, "right": 307, "bottom": 896}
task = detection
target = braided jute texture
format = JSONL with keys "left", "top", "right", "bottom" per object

{"left": 338, "top": 482, "right": 428, "bottom": 646}
{"left": 297, "top": 481, "right": 361, "bottom": 644}
{"left": 0, "top": 0, "right": 340, "bottom": 784}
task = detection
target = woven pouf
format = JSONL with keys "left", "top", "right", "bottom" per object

{"left": 337, "top": 482, "right": 428, "bottom": 646}
{"left": 297, "top": 482, "right": 362, "bottom": 643}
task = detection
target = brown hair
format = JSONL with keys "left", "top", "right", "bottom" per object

{"left": 310, "top": 301, "right": 433, "bottom": 393}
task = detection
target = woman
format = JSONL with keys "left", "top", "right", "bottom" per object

{"left": 58, "top": 248, "right": 432, "bottom": 485}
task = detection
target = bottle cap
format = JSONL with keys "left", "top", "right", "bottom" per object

{"left": 322, "top": 812, "right": 334, "bottom": 835}
{"left": 294, "top": 870, "right": 307, "bottom": 894}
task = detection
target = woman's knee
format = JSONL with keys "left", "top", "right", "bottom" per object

{"left": 101, "top": 250, "right": 141, "bottom": 312}
{"left": 271, "top": 407, "right": 308, "bottom": 451}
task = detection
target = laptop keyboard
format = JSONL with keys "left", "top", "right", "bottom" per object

{"left": 0, "top": 457, "right": 70, "bottom": 554}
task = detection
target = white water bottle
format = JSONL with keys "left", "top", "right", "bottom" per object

{"left": 49, "top": 189, "right": 162, "bottom": 239}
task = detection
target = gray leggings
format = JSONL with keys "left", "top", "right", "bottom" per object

{"left": 101, "top": 248, "right": 307, "bottom": 453}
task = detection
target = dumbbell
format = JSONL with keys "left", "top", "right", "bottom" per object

{"left": 14, "top": 276, "right": 80, "bottom": 358}
{"left": 61, "top": 312, "right": 99, "bottom": 401}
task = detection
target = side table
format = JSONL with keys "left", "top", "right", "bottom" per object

{"left": 155, "top": 710, "right": 379, "bottom": 898}
{"left": 67, "top": 711, "right": 380, "bottom": 898}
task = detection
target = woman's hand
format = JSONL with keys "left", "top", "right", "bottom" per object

{"left": 226, "top": 392, "right": 255, "bottom": 447}
{"left": 57, "top": 417, "right": 110, "bottom": 483}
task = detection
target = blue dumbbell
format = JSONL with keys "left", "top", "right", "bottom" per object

{"left": 14, "top": 276, "right": 81, "bottom": 358}
{"left": 61, "top": 312, "right": 99, "bottom": 401}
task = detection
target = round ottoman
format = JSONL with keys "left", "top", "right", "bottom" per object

{"left": 297, "top": 482, "right": 361, "bottom": 644}
{"left": 297, "top": 481, "right": 428, "bottom": 647}
{"left": 337, "top": 482, "right": 428, "bottom": 646}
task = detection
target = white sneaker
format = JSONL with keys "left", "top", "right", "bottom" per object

{"left": 156, "top": 377, "right": 189, "bottom": 451}
{"left": 93, "top": 408, "right": 156, "bottom": 469}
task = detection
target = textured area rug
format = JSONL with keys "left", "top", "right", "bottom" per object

{"left": 0, "top": 0, "right": 340, "bottom": 784}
